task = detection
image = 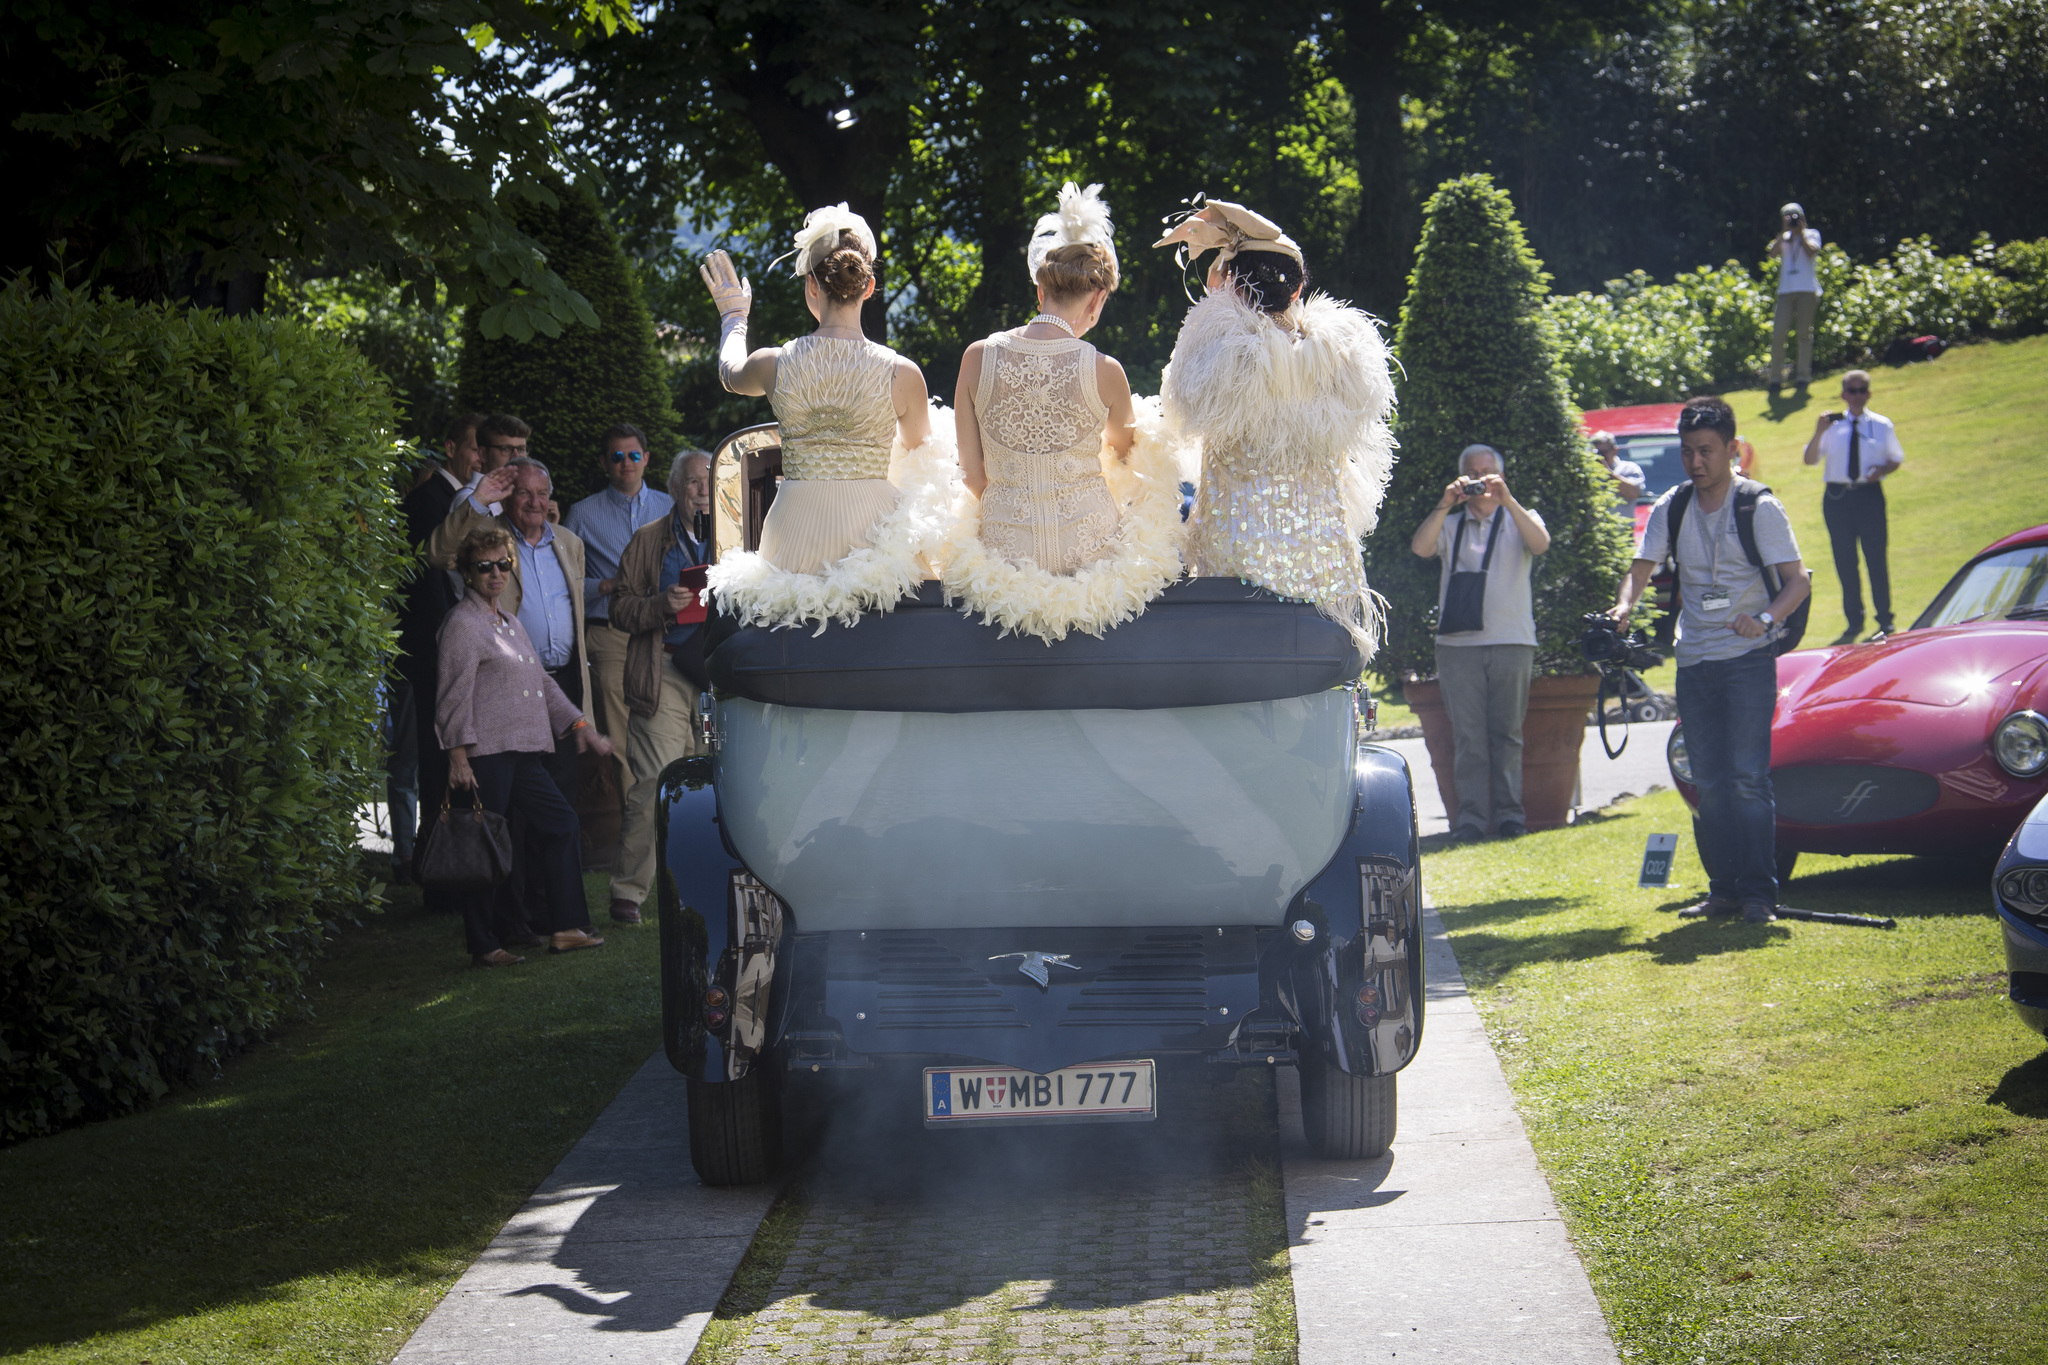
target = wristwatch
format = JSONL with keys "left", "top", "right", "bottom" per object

{"left": 1758, "top": 611, "right": 1776, "bottom": 627}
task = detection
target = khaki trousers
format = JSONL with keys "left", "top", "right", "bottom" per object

{"left": 1770, "top": 290, "right": 1818, "bottom": 385}
{"left": 582, "top": 619, "right": 634, "bottom": 789}
{"left": 611, "top": 658, "right": 700, "bottom": 907}
{"left": 1436, "top": 643, "right": 1535, "bottom": 834}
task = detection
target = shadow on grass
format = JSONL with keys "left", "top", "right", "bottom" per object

{"left": 1448, "top": 919, "right": 1794, "bottom": 984}
{"left": 0, "top": 878, "right": 664, "bottom": 1358}
{"left": 1988, "top": 1051, "right": 2048, "bottom": 1118}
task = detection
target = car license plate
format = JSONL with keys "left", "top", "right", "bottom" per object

{"left": 923, "top": 1060, "right": 1156, "bottom": 1126}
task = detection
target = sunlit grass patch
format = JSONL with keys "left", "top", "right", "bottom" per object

{"left": 1425, "top": 789, "right": 2048, "bottom": 1363}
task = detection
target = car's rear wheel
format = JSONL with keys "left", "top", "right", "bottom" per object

{"left": 1300, "top": 1055, "right": 1396, "bottom": 1160}
{"left": 687, "top": 1070, "right": 782, "bottom": 1186}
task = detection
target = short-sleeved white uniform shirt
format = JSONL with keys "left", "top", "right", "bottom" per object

{"left": 1638, "top": 482, "right": 1801, "bottom": 666}
{"left": 1812, "top": 409, "right": 1904, "bottom": 484}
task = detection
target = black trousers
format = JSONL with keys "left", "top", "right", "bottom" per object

{"left": 461, "top": 750, "right": 588, "bottom": 957}
{"left": 1823, "top": 482, "right": 1891, "bottom": 631}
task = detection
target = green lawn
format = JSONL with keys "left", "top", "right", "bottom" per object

{"left": 1426, "top": 790, "right": 2048, "bottom": 1364}
{"left": 0, "top": 871, "right": 663, "bottom": 1365}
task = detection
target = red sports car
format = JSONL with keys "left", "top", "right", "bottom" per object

{"left": 1667, "top": 523, "right": 2048, "bottom": 879}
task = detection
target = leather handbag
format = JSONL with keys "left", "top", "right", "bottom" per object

{"left": 1438, "top": 510, "right": 1504, "bottom": 636}
{"left": 416, "top": 791, "right": 515, "bottom": 889}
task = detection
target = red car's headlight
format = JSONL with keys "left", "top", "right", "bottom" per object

{"left": 1667, "top": 726, "right": 1693, "bottom": 785}
{"left": 1993, "top": 712, "right": 2048, "bottom": 779}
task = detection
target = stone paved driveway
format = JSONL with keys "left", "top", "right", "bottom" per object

{"left": 700, "top": 1070, "right": 1287, "bottom": 1365}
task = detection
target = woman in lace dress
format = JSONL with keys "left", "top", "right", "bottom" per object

{"left": 698, "top": 206, "right": 953, "bottom": 630}
{"left": 941, "top": 184, "right": 1185, "bottom": 643}
{"left": 1154, "top": 199, "right": 1396, "bottom": 658}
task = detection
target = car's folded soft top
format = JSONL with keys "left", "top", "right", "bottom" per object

{"left": 704, "top": 577, "right": 1361, "bottom": 712}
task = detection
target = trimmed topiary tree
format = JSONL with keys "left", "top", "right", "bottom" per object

{"left": 1368, "top": 174, "right": 1635, "bottom": 685}
{"left": 458, "top": 179, "right": 683, "bottom": 502}
{"left": 1, "top": 278, "right": 410, "bottom": 1139}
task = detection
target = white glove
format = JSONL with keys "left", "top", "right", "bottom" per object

{"left": 700, "top": 249, "right": 752, "bottom": 320}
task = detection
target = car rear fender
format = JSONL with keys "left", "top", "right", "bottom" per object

{"left": 657, "top": 756, "right": 792, "bottom": 1084}
{"left": 1276, "top": 744, "right": 1425, "bottom": 1079}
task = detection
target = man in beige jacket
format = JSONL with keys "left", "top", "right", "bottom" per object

{"left": 604, "top": 452, "right": 710, "bottom": 923}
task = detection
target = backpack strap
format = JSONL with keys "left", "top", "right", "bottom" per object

{"left": 1666, "top": 483, "right": 1693, "bottom": 557}
{"left": 1730, "top": 480, "right": 1784, "bottom": 596}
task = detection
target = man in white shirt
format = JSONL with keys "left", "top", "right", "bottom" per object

{"left": 1767, "top": 203, "right": 1823, "bottom": 390}
{"left": 1612, "top": 397, "right": 1809, "bottom": 923}
{"left": 1410, "top": 443, "right": 1551, "bottom": 840}
{"left": 1803, "top": 369, "right": 1903, "bottom": 642}
{"left": 1591, "top": 430, "right": 1645, "bottom": 512}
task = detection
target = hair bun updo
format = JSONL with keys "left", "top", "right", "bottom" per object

{"left": 811, "top": 230, "right": 874, "bottom": 304}
{"left": 1225, "top": 252, "right": 1308, "bottom": 315}
{"left": 1036, "top": 241, "right": 1119, "bottom": 304}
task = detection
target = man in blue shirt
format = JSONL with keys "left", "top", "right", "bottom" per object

{"left": 566, "top": 423, "right": 674, "bottom": 797}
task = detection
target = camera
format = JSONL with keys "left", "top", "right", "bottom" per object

{"left": 1580, "top": 612, "right": 1663, "bottom": 673}
{"left": 1459, "top": 478, "right": 1488, "bottom": 497}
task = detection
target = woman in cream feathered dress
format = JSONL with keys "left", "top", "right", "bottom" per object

{"left": 699, "top": 206, "right": 955, "bottom": 632}
{"left": 1154, "top": 200, "right": 1397, "bottom": 658}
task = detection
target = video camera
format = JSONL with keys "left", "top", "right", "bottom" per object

{"left": 1580, "top": 612, "right": 1663, "bottom": 674}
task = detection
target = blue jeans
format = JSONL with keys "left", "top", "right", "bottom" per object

{"left": 1677, "top": 648, "right": 1779, "bottom": 904}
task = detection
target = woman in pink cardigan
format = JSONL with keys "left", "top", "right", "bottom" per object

{"left": 437, "top": 526, "right": 616, "bottom": 966}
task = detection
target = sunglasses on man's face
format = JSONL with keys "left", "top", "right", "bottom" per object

{"left": 469, "top": 559, "right": 513, "bottom": 575}
{"left": 608, "top": 449, "right": 646, "bottom": 464}
{"left": 1843, "top": 385, "right": 1870, "bottom": 395}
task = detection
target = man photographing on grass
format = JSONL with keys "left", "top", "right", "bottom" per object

{"left": 1611, "top": 396, "right": 1811, "bottom": 924}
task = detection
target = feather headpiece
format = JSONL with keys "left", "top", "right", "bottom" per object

{"left": 1153, "top": 198, "right": 1304, "bottom": 268}
{"left": 775, "top": 203, "right": 877, "bottom": 277}
{"left": 1026, "top": 182, "right": 1118, "bottom": 283}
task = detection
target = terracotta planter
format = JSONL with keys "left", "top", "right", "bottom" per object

{"left": 1403, "top": 672, "right": 1603, "bottom": 831}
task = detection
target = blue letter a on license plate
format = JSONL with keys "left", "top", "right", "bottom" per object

{"left": 931, "top": 1073, "right": 951, "bottom": 1116}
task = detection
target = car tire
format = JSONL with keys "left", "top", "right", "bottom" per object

{"left": 687, "top": 1070, "right": 782, "bottom": 1186}
{"left": 1775, "top": 847, "right": 1799, "bottom": 886}
{"left": 1299, "top": 1055, "right": 1396, "bottom": 1160}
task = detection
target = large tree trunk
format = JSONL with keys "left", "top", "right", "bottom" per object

{"left": 1332, "top": 0, "right": 1418, "bottom": 323}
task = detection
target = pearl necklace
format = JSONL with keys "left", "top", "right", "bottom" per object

{"left": 1027, "top": 312, "right": 1077, "bottom": 337}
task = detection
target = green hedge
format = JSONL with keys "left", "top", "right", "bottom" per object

{"left": 0, "top": 280, "right": 410, "bottom": 1140}
{"left": 1368, "top": 175, "right": 1635, "bottom": 684}
{"left": 1549, "top": 235, "right": 2048, "bottom": 410}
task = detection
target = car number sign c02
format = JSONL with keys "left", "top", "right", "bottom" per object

{"left": 924, "top": 1060, "right": 1156, "bottom": 1127}
{"left": 1639, "top": 833, "right": 1681, "bottom": 887}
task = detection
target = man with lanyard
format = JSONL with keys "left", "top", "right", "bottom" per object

{"left": 566, "top": 424, "right": 675, "bottom": 800}
{"left": 1803, "top": 369, "right": 1904, "bottom": 642}
{"left": 1409, "top": 443, "right": 1550, "bottom": 841}
{"left": 1612, "top": 397, "right": 1810, "bottom": 924}
{"left": 604, "top": 452, "right": 712, "bottom": 924}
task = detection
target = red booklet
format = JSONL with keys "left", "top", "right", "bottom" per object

{"left": 674, "top": 564, "right": 709, "bottom": 626}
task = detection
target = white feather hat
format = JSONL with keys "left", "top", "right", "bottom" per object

{"left": 1026, "top": 182, "right": 1118, "bottom": 283}
{"left": 783, "top": 203, "right": 877, "bottom": 277}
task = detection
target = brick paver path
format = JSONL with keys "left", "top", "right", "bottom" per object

{"left": 709, "top": 1072, "right": 1284, "bottom": 1365}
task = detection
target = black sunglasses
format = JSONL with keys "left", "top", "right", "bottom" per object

{"left": 468, "top": 558, "right": 513, "bottom": 574}
{"left": 1843, "top": 385, "right": 1870, "bottom": 394}
{"left": 607, "top": 449, "right": 645, "bottom": 464}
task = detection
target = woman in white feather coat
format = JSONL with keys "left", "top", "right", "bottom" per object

{"left": 1154, "top": 200, "right": 1397, "bottom": 657}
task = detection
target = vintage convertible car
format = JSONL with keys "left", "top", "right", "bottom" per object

{"left": 1666, "top": 522, "right": 2048, "bottom": 880}
{"left": 1991, "top": 793, "right": 2048, "bottom": 1039}
{"left": 655, "top": 425, "right": 1425, "bottom": 1185}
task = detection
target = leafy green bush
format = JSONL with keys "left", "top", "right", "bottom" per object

{"left": 279, "top": 271, "right": 462, "bottom": 449}
{"left": 0, "top": 279, "right": 410, "bottom": 1140}
{"left": 458, "top": 179, "right": 683, "bottom": 502}
{"left": 1368, "top": 175, "right": 1635, "bottom": 684}
{"left": 1549, "top": 236, "right": 2048, "bottom": 409}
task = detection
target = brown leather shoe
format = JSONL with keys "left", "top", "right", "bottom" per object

{"left": 609, "top": 898, "right": 644, "bottom": 925}
{"left": 550, "top": 928, "right": 607, "bottom": 954}
{"left": 472, "top": 949, "right": 525, "bottom": 968}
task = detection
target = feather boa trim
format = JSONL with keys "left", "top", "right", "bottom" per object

{"left": 938, "top": 395, "right": 1186, "bottom": 644}
{"left": 1160, "top": 289, "right": 1396, "bottom": 538}
{"left": 705, "top": 405, "right": 959, "bottom": 635}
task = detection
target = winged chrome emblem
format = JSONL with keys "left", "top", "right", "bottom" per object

{"left": 989, "top": 951, "right": 1080, "bottom": 987}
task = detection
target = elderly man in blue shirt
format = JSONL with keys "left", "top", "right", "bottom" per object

{"left": 566, "top": 423, "right": 675, "bottom": 798}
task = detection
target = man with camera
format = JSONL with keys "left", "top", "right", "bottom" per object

{"left": 1611, "top": 397, "right": 1810, "bottom": 923}
{"left": 1410, "top": 444, "right": 1550, "bottom": 840}
{"left": 1766, "top": 203, "right": 1823, "bottom": 391}
{"left": 1803, "top": 369, "right": 1903, "bottom": 643}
